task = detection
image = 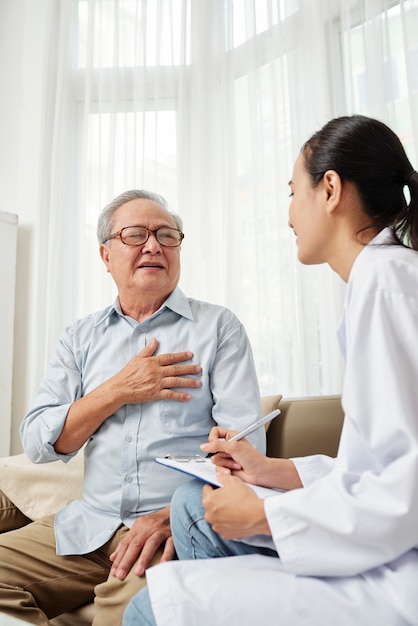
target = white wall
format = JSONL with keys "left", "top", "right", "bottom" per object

{"left": 0, "top": 211, "right": 18, "bottom": 455}
{"left": 0, "top": 0, "right": 50, "bottom": 453}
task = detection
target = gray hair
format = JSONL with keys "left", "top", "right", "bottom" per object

{"left": 97, "top": 189, "right": 183, "bottom": 244}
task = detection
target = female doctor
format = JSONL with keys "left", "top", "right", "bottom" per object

{"left": 123, "top": 115, "right": 418, "bottom": 625}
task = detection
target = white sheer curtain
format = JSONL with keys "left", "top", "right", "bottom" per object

{"left": 37, "top": 0, "right": 418, "bottom": 398}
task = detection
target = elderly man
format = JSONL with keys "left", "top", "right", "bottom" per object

{"left": 0, "top": 190, "right": 264, "bottom": 625}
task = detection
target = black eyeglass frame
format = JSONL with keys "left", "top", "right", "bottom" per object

{"left": 103, "top": 225, "right": 185, "bottom": 247}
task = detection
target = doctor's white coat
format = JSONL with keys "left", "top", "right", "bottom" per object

{"left": 146, "top": 229, "right": 418, "bottom": 625}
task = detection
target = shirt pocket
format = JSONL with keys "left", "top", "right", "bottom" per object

{"left": 159, "top": 373, "right": 214, "bottom": 435}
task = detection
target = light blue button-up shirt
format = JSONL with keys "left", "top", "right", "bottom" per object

{"left": 21, "top": 288, "right": 264, "bottom": 555}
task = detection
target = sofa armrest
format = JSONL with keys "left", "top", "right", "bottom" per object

{"left": 266, "top": 395, "right": 343, "bottom": 459}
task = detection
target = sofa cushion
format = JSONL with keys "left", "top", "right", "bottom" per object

{"left": 0, "top": 452, "right": 84, "bottom": 520}
{"left": 266, "top": 395, "right": 344, "bottom": 459}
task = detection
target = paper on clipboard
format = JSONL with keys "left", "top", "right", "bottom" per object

{"left": 155, "top": 456, "right": 283, "bottom": 499}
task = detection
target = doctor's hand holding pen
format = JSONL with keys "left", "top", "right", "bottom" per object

{"left": 200, "top": 428, "right": 303, "bottom": 492}
{"left": 199, "top": 425, "right": 303, "bottom": 541}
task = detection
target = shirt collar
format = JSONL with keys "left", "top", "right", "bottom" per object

{"left": 94, "top": 287, "right": 194, "bottom": 327}
{"left": 349, "top": 227, "right": 395, "bottom": 280}
{"left": 162, "top": 287, "right": 194, "bottom": 320}
{"left": 367, "top": 226, "right": 395, "bottom": 246}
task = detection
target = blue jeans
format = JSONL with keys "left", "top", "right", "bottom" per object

{"left": 123, "top": 479, "right": 277, "bottom": 625}
{"left": 123, "top": 586, "right": 156, "bottom": 626}
{"left": 170, "top": 479, "right": 278, "bottom": 560}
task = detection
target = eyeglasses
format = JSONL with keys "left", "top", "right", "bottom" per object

{"left": 103, "top": 226, "right": 184, "bottom": 247}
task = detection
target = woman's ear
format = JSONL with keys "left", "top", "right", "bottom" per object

{"left": 323, "top": 170, "right": 342, "bottom": 214}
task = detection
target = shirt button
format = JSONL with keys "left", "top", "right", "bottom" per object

{"left": 126, "top": 435, "right": 132, "bottom": 442}
{"left": 126, "top": 475, "right": 133, "bottom": 483}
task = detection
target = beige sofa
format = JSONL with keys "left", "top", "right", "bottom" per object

{"left": 0, "top": 394, "right": 344, "bottom": 625}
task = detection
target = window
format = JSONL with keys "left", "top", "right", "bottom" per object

{"left": 77, "top": 0, "right": 190, "bottom": 67}
{"left": 65, "top": 0, "right": 417, "bottom": 398}
{"left": 338, "top": 0, "right": 418, "bottom": 156}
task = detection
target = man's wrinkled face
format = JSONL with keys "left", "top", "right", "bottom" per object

{"left": 100, "top": 199, "right": 181, "bottom": 303}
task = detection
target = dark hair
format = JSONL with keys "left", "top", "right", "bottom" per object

{"left": 302, "top": 115, "right": 418, "bottom": 249}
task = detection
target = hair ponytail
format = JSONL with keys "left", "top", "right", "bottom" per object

{"left": 302, "top": 115, "right": 418, "bottom": 250}
{"left": 394, "top": 171, "right": 418, "bottom": 249}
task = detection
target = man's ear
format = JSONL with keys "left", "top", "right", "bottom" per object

{"left": 99, "top": 243, "right": 111, "bottom": 273}
{"left": 323, "top": 170, "right": 342, "bottom": 214}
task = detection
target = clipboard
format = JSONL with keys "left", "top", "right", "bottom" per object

{"left": 155, "top": 455, "right": 283, "bottom": 499}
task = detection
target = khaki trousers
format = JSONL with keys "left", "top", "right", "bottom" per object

{"left": 0, "top": 490, "right": 160, "bottom": 626}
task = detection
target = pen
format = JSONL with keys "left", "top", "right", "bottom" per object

{"left": 206, "top": 409, "right": 281, "bottom": 456}
{"left": 228, "top": 409, "right": 281, "bottom": 441}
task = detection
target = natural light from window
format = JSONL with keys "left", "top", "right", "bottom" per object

{"left": 341, "top": 0, "right": 417, "bottom": 157}
{"left": 77, "top": 0, "right": 190, "bottom": 67}
{"left": 231, "top": 0, "right": 299, "bottom": 48}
